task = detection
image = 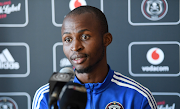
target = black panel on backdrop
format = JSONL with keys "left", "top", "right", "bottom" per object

{"left": 130, "top": 0, "right": 179, "bottom": 23}
{"left": 53, "top": 43, "right": 73, "bottom": 72}
{"left": 130, "top": 43, "right": 179, "bottom": 75}
{"left": 0, "top": 45, "right": 28, "bottom": 75}
{"left": 153, "top": 93, "right": 180, "bottom": 109}
{"left": 53, "top": 0, "right": 102, "bottom": 26}
{"left": 0, "top": 93, "right": 30, "bottom": 109}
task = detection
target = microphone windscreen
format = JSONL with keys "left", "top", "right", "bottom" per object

{"left": 59, "top": 81, "right": 87, "bottom": 109}
{"left": 59, "top": 67, "right": 74, "bottom": 74}
{"left": 59, "top": 67, "right": 75, "bottom": 81}
{"left": 49, "top": 67, "right": 75, "bottom": 107}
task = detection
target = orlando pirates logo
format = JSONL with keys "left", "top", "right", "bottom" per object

{"left": 105, "top": 101, "right": 124, "bottom": 109}
{"left": 0, "top": 97, "right": 18, "bottom": 109}
{"left": 141, "top": 0, "right": 168, "bottom": 21}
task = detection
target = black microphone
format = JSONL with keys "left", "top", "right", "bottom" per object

{"left": 49, "top": 67, "right": 74, "bottom": 109}
{"left": 59, "top": 81, "right": 87, "bottom": 109}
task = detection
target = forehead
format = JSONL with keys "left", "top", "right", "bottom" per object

{"left": 61, "top": 13, "right": 100, "bottom": 34}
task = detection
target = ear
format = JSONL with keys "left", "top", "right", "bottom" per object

{"left": 103, "top": 32, "right": 112, "bottom": 47}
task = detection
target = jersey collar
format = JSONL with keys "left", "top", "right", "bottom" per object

{"left": 73, "top": 65, "right": 114, "bottom": 93}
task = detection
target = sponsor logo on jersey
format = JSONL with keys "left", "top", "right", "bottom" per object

{"left": 105, "top": 101, "right": 124, "bottom": 109}
{"left": 157, "top": 101, "right": 175, "bottom": 109}
{"left": 0, "top": 48, "right": 20, "bottom": 70}
{"left": 0, "top": 0, "right": 21, "bottom": 19}
{"left": 141, "top": 0, "right": 168, "bottom": 21}
{"left": 0, "top": 97, "right": 18, "bottom": 109}
{"left": 69, "top": 0, "right": 87, "bottom": 11}
{"left": 142, "top": 47, "right": 169, "bottom": 72}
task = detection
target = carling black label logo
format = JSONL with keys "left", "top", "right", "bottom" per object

{"left": 0, "top": 0, "right": 21, "bottom": 19}
{"left": 52, "top": 0, "right": 103, "bottom": 27}
{"left": 128, "top": 41, "right": 180, "bottom": 77}
{"left": 128, "top": 0, "right": 180, "bottom": 26}
{"left": 0, "top": 43, "right": 30, "bottom": 77}
{"left": 152, "top": 92, "right": 180, "bottom": 109}
{"left": 0, "top": 0, "right": 28, "bottom": 27}
{"left": 157, "top": 101, "right": 175, "bottom": 109}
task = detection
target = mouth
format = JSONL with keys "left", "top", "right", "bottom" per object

{"left": 70, "top": 53, "right": 88, "bottom": 64}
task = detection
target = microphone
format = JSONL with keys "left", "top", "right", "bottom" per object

{"left": 59, "top": 81, "right": 87, "bottom": 109}
{"left": 49, "top": 67, "right": 74, "bottom": 109}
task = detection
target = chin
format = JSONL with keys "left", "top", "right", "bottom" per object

{"left": 75, "top": 65, "right": 92, "bottom": 74}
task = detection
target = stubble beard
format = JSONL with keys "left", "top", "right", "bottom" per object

{"left": 75, "top": 48, "right": 105, "bottom": 74}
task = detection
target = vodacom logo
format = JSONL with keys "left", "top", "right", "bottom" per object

{"left": 142, "top": 47, "right": 169, "bottom": 72}
{"left": 146, "top": 47, "right": 164, "bottom": 65}
{"left": 69, "top": 0, "right": 87, "bottom": 11}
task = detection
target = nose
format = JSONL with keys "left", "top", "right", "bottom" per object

{"left": 71, "top": 39, "right": 84, "bottom": 51}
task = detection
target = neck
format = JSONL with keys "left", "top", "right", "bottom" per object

{"left": 75, "top": 58, "right": 109, "bottom": 83}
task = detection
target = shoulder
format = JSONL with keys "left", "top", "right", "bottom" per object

{"left": 32, "top": 83, "right": 49, "bottom": 109}
{"left": 111, "top": 71, "right": 157, "bottom": 109}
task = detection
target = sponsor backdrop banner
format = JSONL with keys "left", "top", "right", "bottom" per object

{"left": 0, "top": 0, "right": 180, "bottom": 109}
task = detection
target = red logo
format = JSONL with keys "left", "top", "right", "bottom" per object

{"left": 69, "top": 0, "right": 87, "bottom": 11}
{"left": 146, "top": 47, "right": 164, "bottom": 65}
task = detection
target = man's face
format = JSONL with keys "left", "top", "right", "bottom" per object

{"left": 61, "top": 13, "right": 105, "bottom": 73}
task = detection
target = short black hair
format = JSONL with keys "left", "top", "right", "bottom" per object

{"left": 66, "top": 5, "right": 108, "bottom": 36}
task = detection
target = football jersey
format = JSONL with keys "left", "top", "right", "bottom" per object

{"left": 32, "top": 66, "right": 157, "bottom": 109}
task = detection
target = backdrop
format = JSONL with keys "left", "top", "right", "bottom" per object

{"left": 0, "top": 0, "right": 179, "bottom": 109}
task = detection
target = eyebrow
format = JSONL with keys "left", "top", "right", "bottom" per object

{"left": 62, "top": 32, "right": 71, "bottom": 36}
{"left": 78, "top": 29, "right": 90, "bottom": 33}
{"left": 62, "top": 29, "right": 90, "bottom": 36}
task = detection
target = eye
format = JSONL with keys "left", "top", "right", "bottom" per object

{"left": 81, "top": 34, "right": 90, "bottom": 41}
{"left": 64, "top": 37, "right": 72, "bottom": 43}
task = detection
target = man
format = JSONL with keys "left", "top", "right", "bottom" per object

{"left": 32, "top": 6, "right": 157, "bottom": 109}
